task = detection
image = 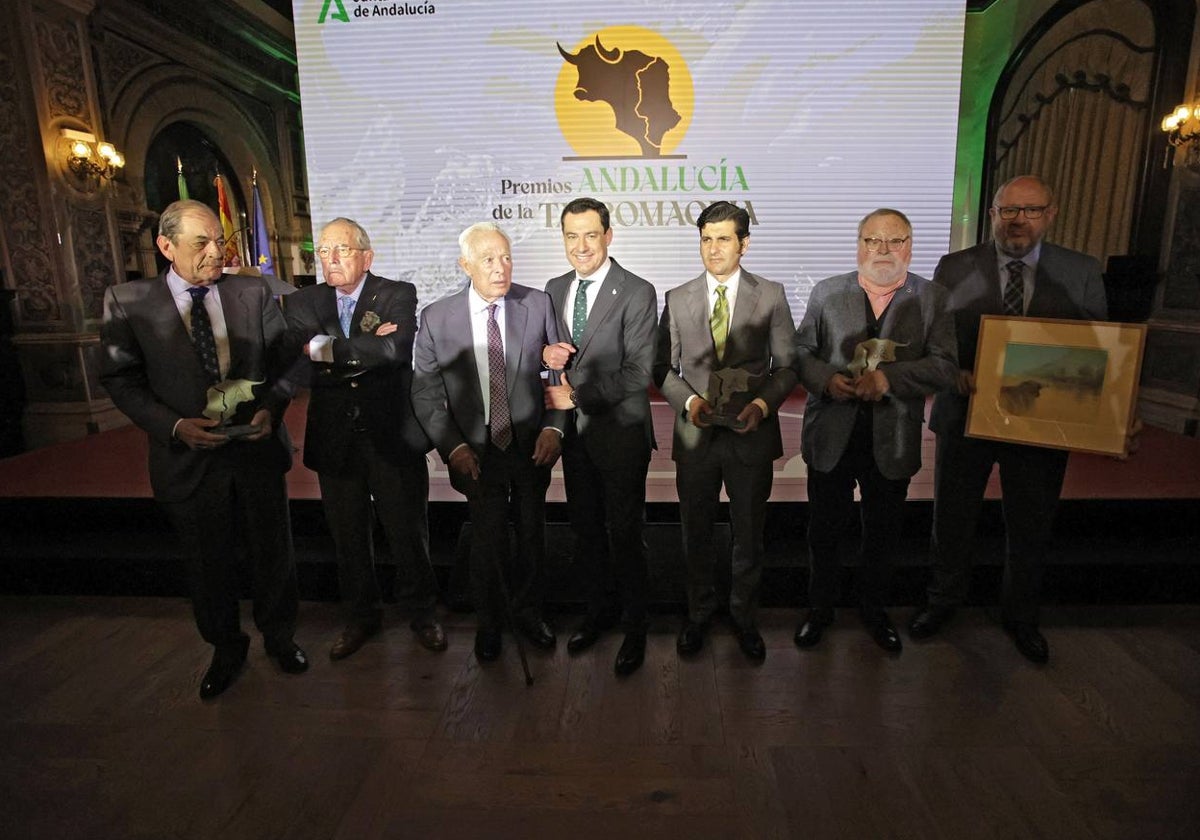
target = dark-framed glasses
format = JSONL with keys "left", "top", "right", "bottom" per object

{"left": 861, "top": 236, "right": 910, "bottom": 252}
{"left": 994, "top": 205, "right": 1048, "bottom": 220}
{"left": 315, "top": 244, "right": 363, "bottom": 259}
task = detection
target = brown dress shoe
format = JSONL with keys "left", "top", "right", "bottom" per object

{"left": 410, "top": 618, "right": 447, "bottom": 652}
{"left": 330, "top": 623, "right": 380, "bottom": 661}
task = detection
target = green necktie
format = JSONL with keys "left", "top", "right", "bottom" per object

{"left": 710, "top": 284, "right": 729, "bottom": 362}
{"left": 572, "top": 278, "right": 592, "bottom": 344}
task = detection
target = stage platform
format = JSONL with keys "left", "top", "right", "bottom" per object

{"left": 2, "top": 393, "right": 1198, "bottom": 607}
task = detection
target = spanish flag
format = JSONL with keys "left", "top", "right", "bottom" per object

{"left": 213, "top": 171, "right": 241, "bottom": 266}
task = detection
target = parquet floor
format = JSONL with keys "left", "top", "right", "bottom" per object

{"left": 2, "top": 597, "right": 1198, "bottom": 839}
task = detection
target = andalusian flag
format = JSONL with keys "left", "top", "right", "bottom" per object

{"left": 251, "top": 173, "right": 274, "bottom": 275}
{"left": 176, "top": 157, "right": 189, "bottom": 201}
{"left": 213, "top": 171, "right": 241, "bottom": 266}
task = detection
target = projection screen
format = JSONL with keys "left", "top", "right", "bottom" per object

{"left": 294, "top": 0, "right": 966, "bottom": 319}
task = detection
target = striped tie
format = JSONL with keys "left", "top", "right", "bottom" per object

{"left": 1003, "top": 260, "right": 1025, "bottom": 316}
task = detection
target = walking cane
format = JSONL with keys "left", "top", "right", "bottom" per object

{"left": 489, "top": 547, "right": 534, "bottom": 686}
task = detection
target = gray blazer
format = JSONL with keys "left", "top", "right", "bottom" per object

{"left": 412, "top": 282, "right": 567, "bottom": 462}
{"left": 99, "top": 272, "right": 293, "bottom": 502}
{"left": 794, "top": 271, "right": 958, "bottom": 480}
{"left": 928, "top": 241, "right": 1107, "bottom": 437}
{"left": 654, "top": 269, "right": 798, "bottom": 464}
{"left": 545, "top": 258, "right": 657, "bottom": 453}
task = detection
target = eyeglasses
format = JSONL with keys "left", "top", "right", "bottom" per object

{"left": 861, "top": 236, "right": 910, "bottom": 252}
{"left": 993, "top": 205, "right": 1048, "bottom": 220}
{"left": 315, "top": 244, "right": 364, "bottom": 259}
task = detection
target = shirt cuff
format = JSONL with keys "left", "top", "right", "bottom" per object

{"left": 752, "top": 397, "right": 770, "bottom": 418}
{"left": 542, "top": 426, "right": 564, "bottom": 437}
{"left": 308, "top": 334, "right": 335, "bottom": 363}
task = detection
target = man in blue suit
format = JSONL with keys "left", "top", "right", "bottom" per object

{"left": 412, "top": 222, "right": 566, "bottom": 662}
{"left": 793, "top": 209, "right": 957, "bottom": 653}
{"left": 908, "top": 175, "right": 1108, "bottom": 663}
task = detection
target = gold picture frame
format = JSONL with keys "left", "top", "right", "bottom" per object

{"left": 966, "top": 315, "right": 1147, "bottom": 456}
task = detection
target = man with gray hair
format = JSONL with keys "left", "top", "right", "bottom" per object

{"left": 285, "top": 217, "right": 445, "bottom": 661}
{"left": 100, "top": 199, "right": 306, "bottom": 701}
{"left": 793, "top": 208, "right": 957, "bottom": 653}
{"left": 412, "top": 222, "right": 567, "bottom": 663}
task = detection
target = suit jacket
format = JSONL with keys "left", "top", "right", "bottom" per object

{"left": 99, "top": 272, "right": 293, "bottom": 503}
{"left": 412, "top": 282, "right": 567, "bottom": 462}
{"left": 544, "top": 258, "right": 657, "bottom": 454}
{"left": 653, "top": 269, "right": 798, "bottom": 464}
{"left": 794, "top": 271, "right": 958, "bottom": 480}
{"left": 284, "top": 272, "right": 430, "bottom": 475}
{"left": 929, "top": 241, "right": 1108, "bottom": 437}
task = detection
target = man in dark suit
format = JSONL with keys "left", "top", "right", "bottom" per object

{"left": 793, "top": 209, "right": 958, "bottom": 653}
{"left": 908, "top": 175, "right": 1108, "bottom": 663}
{"left": 284, "top": 218, "right": 444, "bottom": 661}
{"left": 100, "top": 199, "right": 306, "bottom": 700}
{"left": 542, "top": 197, "right": 657, "bottom": 676}
{"left": 654, "top": 201, "right": 798, "bottom": 662}
{"left": 412, "top": 222, "right": 567, "bottom": 662}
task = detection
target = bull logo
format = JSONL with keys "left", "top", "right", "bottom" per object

{"left": 555, "top": 27, "right": 693, "bottom": 160}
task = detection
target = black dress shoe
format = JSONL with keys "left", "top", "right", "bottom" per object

{"left": 330, "top": 622, "right": 381, "bottom": 661}
{"left": 793, "top": 607, "right": 834, "bottom": 649}
{"left": 1004, "top": 621, "right": 1049, "bottom": 664}
{"left": 200, "top": 636, "right": 249, "bottom": 701}
{"left": 410, "top": 619, "right": 448, "bottom": 652}
{"left": 862, "top": 609, "right": 902, "bottom": 653}
{"left": 908, "top": 605, "right": 955, "bottom": 639}
{"left": 265, "top": 639, "right": 309, "bottom": 674}
{"left": 734, "top": 626, "right": 766, "bottom": 662}
{"left": 474, "top": 627, "right": 502, "bottom": 662}
{"left": 676, "top": 621, "right": 706, "bottom": 656}
{"left": 614, "top": 631, "right": 646, "bottom": 676}
{"left": 517, "top": 617, "right": 557, "bottom": 650}
{"left": 567, "top": 621, "right": 605, "bottom": 655}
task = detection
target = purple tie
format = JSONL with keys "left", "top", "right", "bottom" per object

{"left": 487, "top": 304, "right": 512, "bottom": 450}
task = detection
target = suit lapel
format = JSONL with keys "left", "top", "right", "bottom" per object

{"left": 503, "top": 291, "right": 528, "bottom": 396}
{"left": 975, "top": 246, "right": 1004, "bottom": 311}
{"left": 350, "top": 273, "right": 381, "bottom": 337}
{"left": 575, "top": 263, "right": 621, "bottom": 359}
{"left": 728, "top": 272, "right": 761, "bottom": 354}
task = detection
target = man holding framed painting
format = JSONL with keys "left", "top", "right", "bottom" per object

{"left": 909, "top": 175, "right": 1109, "bottom": 663}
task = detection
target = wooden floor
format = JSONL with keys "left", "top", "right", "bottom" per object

{"left": 2, "top": 597, "right": 1198, "bottom": 840}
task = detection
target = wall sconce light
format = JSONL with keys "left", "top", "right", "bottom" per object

{"left": 61, "top": 128, "right": 125, "bottom": 183}
{"left": 1161, "top": 102, "right": 1200, "bottom": 172}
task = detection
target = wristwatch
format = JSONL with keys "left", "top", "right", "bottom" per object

{"left": 568, "top": 389, "right": 578, "bottom": 407}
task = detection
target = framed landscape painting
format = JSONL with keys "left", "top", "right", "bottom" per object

{"left": 966, "top": 315, "right": 1147, "bottom": 456}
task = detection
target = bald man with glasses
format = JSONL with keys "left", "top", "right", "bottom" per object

{"left": 909, "top": 175, "right": 1107, "bottom": 663}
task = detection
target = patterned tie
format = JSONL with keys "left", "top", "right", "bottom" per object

{"left": 338, "top": 294, "right": 355, "bottom": 336}
{"left": 187, "top": 286, "right": 220, "bottom": 384}
{"left": 572, "top": 278, "right": 592, "bottom": 344}
{"left": 1004, "top": 260, "right": 1025, "bottom": 316}
{"left": 710, "top": 284, "right": 729, "bottom": 363}
{"left": 486, "top": 304, "right": 512, "bottom": 450}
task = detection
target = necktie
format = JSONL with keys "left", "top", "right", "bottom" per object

{"left": 487, "top": 304, "right": 512, "bottom": 450}
{"left": 338, "top": 295, "right": 355, "bottom": 336}
{"left": 1004, "top": 260, "right": 1025, "bottom": 316}
{"left": 187, "top": 286, "right": 220, "bottom": 384}
{"left": 710, "top": 284, "right": 729, "bottom": 363}
{"left": 572, "top": 278, "right": 592, "bottom": 344}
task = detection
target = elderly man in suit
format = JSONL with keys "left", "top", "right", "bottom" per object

{"left": 100, "top": 199, "right": 306, "bottom": 701}
{"left": 285, "top": 218, "right": 444, "bottom": 661}
{"left": 793, "top": 209, "right": 958, "bottom": 653}
{"left": 542, "top": 197, "right": 657, "bottom": 676}
{"left": 908, "top": 175, "right": 1108, "bottom": 663}
{"left": 412, "top": 222, "right": 566, "bottom": 662}
{"left": 654, "top": 200, "right": 798, "bottom": 662}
